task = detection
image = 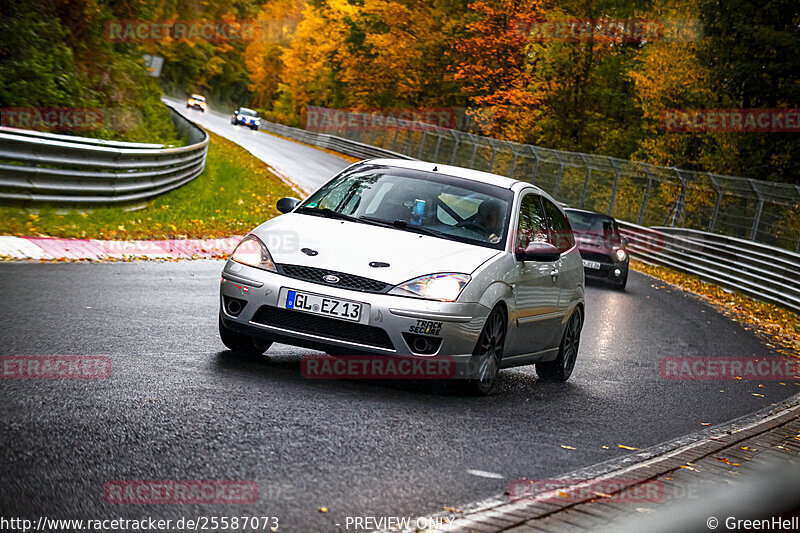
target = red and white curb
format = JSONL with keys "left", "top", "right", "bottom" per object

{"left": 0, "top": 235, "right": 242, "bottom": 261}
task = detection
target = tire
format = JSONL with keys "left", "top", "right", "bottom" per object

{"left": 464, "top": 306, "right": 506, "bottom": 395}
{"left": 218, "top": 316, "right": 271, "bottom": 357}
{"left": 536, "top": 310, "right": 582, "bottom": 382}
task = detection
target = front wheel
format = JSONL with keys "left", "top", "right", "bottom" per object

{"left": 464, "top": 306, "right": 506, "bottom": 395}
{"left": 219, "top": 316, "right": 271, "bottom": 357}
{"left": 536, "top": 310, "right": 582, "bottom": 382}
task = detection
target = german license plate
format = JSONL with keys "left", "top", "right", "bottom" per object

{"left": 582, "top": 260, "right": 601, "bottom": 270}
{"left": 284, "top": 290, "right": 362, "bottom": 322}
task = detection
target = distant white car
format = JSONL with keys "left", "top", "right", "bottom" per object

{"left": 186, "top": 94, "right": 207, "bottom": 112}
{"left": 219, "top": 159, "right": 585, "bottom": 394}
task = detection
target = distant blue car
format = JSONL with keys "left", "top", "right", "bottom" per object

{"left": 231, "top": 107, "right": 261, "bottom": 130}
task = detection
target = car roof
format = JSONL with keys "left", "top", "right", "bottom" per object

{"left": 191, "top": 94, "right": 205, "bottom": 99}
{"left": 365, "top": 158, "right": 536, "bottom": 191}
{"left": 564, "top": 207, "right": 616, "bottom": 220}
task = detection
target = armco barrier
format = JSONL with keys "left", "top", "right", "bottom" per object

{"left": 257, "top": 116, "right": 800, "bottom": 314}
{"left": 258, "top": 120, "right": 413, "bottom": 162}
{"left": 618, "top": 221, "right": 800, "bottom": 314}
{"left": 268, "top": 109, "right": 800, "bottom": 253}
{"left": 0, "top": 104, "right": 208, "bottom": 203}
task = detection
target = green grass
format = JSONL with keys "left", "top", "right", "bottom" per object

{"left": 0, "top": 132, "right": 296, "bottom": 239}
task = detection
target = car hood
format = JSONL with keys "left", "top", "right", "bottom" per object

{"left": 252, "top": 213, "right": 502, "bottom": 285}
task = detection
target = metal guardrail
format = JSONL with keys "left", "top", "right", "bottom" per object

{"left": 0, "top": 104, "right": 208, "bottom": 203}
{"left": 262, "top": 116, "right": 800, "bottom": 314}
{"left": 618, "top": 221, "right": 800, "bottom": 313}
{"left": 258, "top": 120, "right": 413, "bottom": 161}
{"left": 291, "top": 108, "right": 800, "bottom": 253}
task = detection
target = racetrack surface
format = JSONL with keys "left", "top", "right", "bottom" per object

{"left": 164, "top": 97, "right": 350, "bottom": 194}
{"left": 0, "top": 261, "right": 794, "bottom": 531}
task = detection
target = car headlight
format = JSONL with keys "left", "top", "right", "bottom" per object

{"left": 389, "top": 273, "right": 471, "bottom": 302}
{"left": 615, "top": 248, "right": 627, "bottom": 261}
{"left": 230, "top": 234, "right": 276, "bottom": 272}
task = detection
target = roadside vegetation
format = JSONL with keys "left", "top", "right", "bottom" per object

{"left": 0, "top": 132, "right": 295, "bottom": 240}
{"left": 631, "top": 260, "right": 800, "bottom": 359}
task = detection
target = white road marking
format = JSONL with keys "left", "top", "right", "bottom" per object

{"left": 466, "top": 469, "right": 504, "bottom": 479}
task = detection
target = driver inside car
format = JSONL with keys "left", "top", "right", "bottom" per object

{"left": 474, "top": 199, "right": 502, "bottom": 244}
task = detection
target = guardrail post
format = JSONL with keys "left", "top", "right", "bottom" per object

{"left": 417, "top": 131, "right": 428, "bottom": 160}
{"left": 449, "top": 133, "right": 461, "bottom": 165}
{"left": 488, "top": 140, "right": 497, "bottom": 172}
{"left": 432, "top": 132, "right": 443, "bottom": 162}
{"left": 468, "top": 134, "right": 479, "bottom": 168}
{"left": 529, "top": 146, "right": 540, "bottom": 185}
{"left": 667, "top": 168, "right": 686, "bottom": 227}
{"left": 401, "top": 130, "right": 412, "bottom": 156}
{"left": 607, "top": 159, "right": 621, "bottom": 215}
{"left": 749, "top": 179, "right": 764, "bottom": 241}
{"left": 390, "top": 128, "right": 400, "bottom": 152}
{"left": 708, "top": 174, "right": 722, "bottom": 232}
{"left": 508, "top": 148, "right": 519, "bottom": 178}
{"left": 638, "top": 163, "right": 653, "bottom": 225}
{"left": 578, "top": 154, "right": 591, "bottom": 208}
{"left": 552, "top": 152, "right": 565, "bottom": 198}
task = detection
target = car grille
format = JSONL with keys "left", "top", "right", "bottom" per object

{"left": 579, "top": 251, "right": 614, "bottom": 263}
{"left": 251, "top": 305, "right": 395, "bottom": 350}
{"left": 276, "top": 264, "right": 392, "bottom": 294}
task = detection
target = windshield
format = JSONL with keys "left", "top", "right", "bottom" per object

{"left": 299, "top": 164, "right": 513, "bottom": 250}
{"left": 565, "top": 210, "right": 617, "bottom": 234}
{"left": 238, "top": 108, "right": 256, "bottom": 116}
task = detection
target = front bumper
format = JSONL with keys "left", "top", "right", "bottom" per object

{"left": 234, "top": 117, "right": 258, "bottom": 127}
{"left": 219, "top": 260, "right": 490, "bottom": 367}
{"left": 581, "top": 260, "right": 628, "bottom": 281}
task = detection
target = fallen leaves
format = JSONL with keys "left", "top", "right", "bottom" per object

{"left": 561, "top": 445, "right": 576, "bottom": 450}
{"left": 631, "top": 260, "right": 800, "bottom": 360}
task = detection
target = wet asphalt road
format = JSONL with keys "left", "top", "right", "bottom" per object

{"left": 0, "top": 261, "right": 795, "bottom": 531}
{"left": 163, "top": 97, "right": 350, "bottom": 194}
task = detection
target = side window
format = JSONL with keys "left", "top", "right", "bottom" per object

{"left": 516, "top": 194, "right": 548, "bottom": 250}
{"left": 542, "top": 199, "right": 575, "bottom": 253}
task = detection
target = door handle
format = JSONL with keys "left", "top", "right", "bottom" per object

{"left": 551, "top": 269, "right": 559, "bottom": 281}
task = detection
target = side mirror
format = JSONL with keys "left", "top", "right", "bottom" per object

{"left": 515, "top": 242, "right": 561, "bottom": 262}
{"left": 276, "top": 197, "right": 301, "bottom": 214}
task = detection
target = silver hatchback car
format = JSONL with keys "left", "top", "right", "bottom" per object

{"left": 219, "top": 159, "right": 585, "bottom": 394}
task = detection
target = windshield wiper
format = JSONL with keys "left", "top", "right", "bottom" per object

{"left": 358, "top": 216, "right": 456, "bottom": 241}
{"left": 296, "top": 206, "right": 360, "bottom": 223}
